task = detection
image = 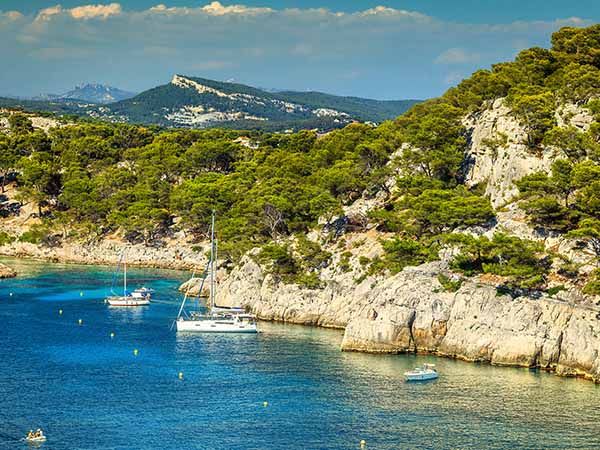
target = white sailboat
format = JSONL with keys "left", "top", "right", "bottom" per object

{"left": 175, "top": 211, "right": 258, "bottom": 333}
{"left": 105, "top": 250, "right": 151, "bottom": 307}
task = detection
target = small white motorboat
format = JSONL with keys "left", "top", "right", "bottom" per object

{"left": 404, "top": 363, "right": 439, "bottom": 381}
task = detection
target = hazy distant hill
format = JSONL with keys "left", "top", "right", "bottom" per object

{"left": 0, "top": 76, "right": 420, "bottom": 131}
{"left": 32, "top": 83, "right": 136, "bottom": 104}
{"left": 59, "top": 84, "right": 136, "bottom": 104}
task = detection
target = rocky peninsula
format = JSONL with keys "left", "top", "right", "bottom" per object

{"left": 209, "top": 253, "right": 600, "bottom": 383}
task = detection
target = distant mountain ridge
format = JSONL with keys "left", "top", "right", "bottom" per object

{"left": 0, "top": 76, "right": 420, "bottom": 131}
{"left": 33, "top": 83, "right": 136, "bottom": 104}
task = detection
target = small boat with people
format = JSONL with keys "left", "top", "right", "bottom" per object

{"left": 25, "top": 428, "right": 46, "bottom": 443}
{"left": 174, "top": 211, "right": 258, "bottom": 334}
{"left": 404, "top": 363, "right": 439, "bottom": 381}
{"left": 105, "top": 250, "right": 151, "bottom": 307}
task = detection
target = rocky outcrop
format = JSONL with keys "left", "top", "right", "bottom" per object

{"left": 211, "top": 254, "right": 600, "bottom": 382}
{"left": 0, "top": 262, "right": 16, "bottom": 278}
{"left": 463, "top": 98, "right": 565, "bottom": 207}
{"left": 215, "top": 255, "right": 368, "bottom": 328}
{"left": 341, "top": 264, "right": 600, "bottom": 382}
{"left": 463, "top": 99, "right": 595, "bottom": 208}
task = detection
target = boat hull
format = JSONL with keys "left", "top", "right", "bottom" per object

{"left": 176, "top": 319, "right": 258, "bottom": 333}
{"left": 404, "top": 371, "right": 439, "bottom": 381}
{"left": 106, "top": 297, "right": 150, "bottom": 307}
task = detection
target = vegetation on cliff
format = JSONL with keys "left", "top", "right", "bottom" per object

{"left": 3, "top": 25, "right": 600, "bottom": 295}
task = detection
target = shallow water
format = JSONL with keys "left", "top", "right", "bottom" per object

{"left": 0, "top": 258, "right": 599, "bottom": 450}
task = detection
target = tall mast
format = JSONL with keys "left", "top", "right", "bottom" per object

{"left": 210, "top": 210, "right": 216, "bottom": 311}
{"left": 124, "top": 250, "right": 127, "bottom": 297}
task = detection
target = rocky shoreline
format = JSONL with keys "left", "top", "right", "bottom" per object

{"left": 4, "top": 238, "right": 600, "bottom": 383}
{"left": 211, "top": 256, "right": 600, "bottom": 383}
{"left": 0, "top": 240, "right": 205, "bottom": 271}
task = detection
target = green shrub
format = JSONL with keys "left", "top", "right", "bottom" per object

{"left": 381, "top": 237, "right": 438, "bottom": 274}
{"left": 19, "top": 229, "right": 45, "bottom": 244}
{"left": 257, "top": 243, "right": 298, "bottom": 279}
{"left": 0, "top": 231, "right": 14, "bottom": 246}
{"left": 437, "top": 274, "right": 463, "bottom": 293}
{"left": 296, "top": 272, "right": 323, "bottom": 289}
{"left": 338, "top": 251, "right": 353, "bottom": 273}
{"left": 583, "top": 269, "right": 600, "bottom": 296}
{"left": 358, "top": 256, "right": 370, "bottom": 267}
{"left": 546, "top": 285, "right": 566, "bottom": 296}
{"left": 295, "top": 236, "right": 331, "bottom": 271}
{"left": 445, "top": 233, "right": 550, "bottom": 291}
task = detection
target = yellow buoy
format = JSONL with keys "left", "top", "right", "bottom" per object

{"left": 78, "top": 319, "right": 83, "bottom": 326}
{"left": 178, "top": 372, "right": 184, "bottom": 380}
{"left": 360, "top": 439, "right": 366, "bottom": 448}
{"left": 133, "top": 349, "right": 139, "bottom": 356}
{"left": 110, "top": 332, "right": 115, "bottom": 339}
{"left": 263, "top": 401, "right": 268, "bottom": 407}
{"left": 59, "top": 309, "right": 63, "bottom": 315}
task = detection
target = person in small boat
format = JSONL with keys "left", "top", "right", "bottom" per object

{"left": 35, "top": 429, "right": 44, "bottom": 438}
{"left": 27, "top": 430, "right": 34, "bottom": 439}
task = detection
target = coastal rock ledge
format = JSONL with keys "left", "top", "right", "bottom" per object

{"left": 214, "top": 258, "right": 600, "bottom": 382}
{"left": 0, "top": 262, "right": 16, "bottom": 278}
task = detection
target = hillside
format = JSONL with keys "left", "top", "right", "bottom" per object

{"left": 103, "top": 75, "right": 419, "bottom": 130}
{"left": 0, "top": 76, "right": 419, "bottom": 132}
{"left": 52, "top": 84, "right": 136, "bottom": 104}
{"left": 0, "top": 97, "right": 85, "bottom": 115}
{"left": 3, "top": 25, "right": 600, "bottom": 379}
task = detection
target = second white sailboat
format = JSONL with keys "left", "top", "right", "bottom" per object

{"left": 106, "top": 250, "right": 151, "bottom": 307}
{"left": 175, "top": 211, "right": 258, "bottom": 333}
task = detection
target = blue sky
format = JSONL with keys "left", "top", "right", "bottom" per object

{"left": 0, "top": 1, "right": 598, "bottom": 99}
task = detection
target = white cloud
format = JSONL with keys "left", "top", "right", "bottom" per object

{"left": 69, "top": 3, "right": 122, "bottom": 20}
{"left": 35, "top": 3, "right": 121, "bottom": 22}
{"left": 358, "top": 5, "right": 429, "bottom": 21}
{"left": 147, "top": 1, "right": 272, "bottom": 16}
{"left": 201, "top": 1, "right": 272, "bottom": 16}
{"left": 435, "top": 48, "right": 481, "bottom": 65}
{"left": 2, "top": 11, "right": 24, "bottom": 20}
{"left": 35, "top": 5, "right": 63, "bottom": 22}
{"left": 1, "top": 2, "right": 594, "bottom": 99}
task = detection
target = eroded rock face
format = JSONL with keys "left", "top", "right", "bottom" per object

{"left": 213, "top": 257, "right": 600, "bottom": 382}
{"left": 345, "top": 274, "right": 600, "bottom": 382}
{"left": 463, "top": 98, "right": 565, "bottom": 208}
{"left": 0, "top": 262, "right": 16, "bottom": 278}
{"left": 214, "top": 255, "right": 372, "bottom": 328}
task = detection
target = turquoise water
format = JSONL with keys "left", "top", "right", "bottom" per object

{"left": 1, "top": 259, "right": 599, "bottom": 450}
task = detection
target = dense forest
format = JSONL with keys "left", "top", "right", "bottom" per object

{"left": 3, "top": 25, "right": 600, "bottom": 295}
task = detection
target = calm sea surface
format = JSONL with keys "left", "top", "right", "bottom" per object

{"left": 0, "top": 258, "right": 599, "bottom": 450}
